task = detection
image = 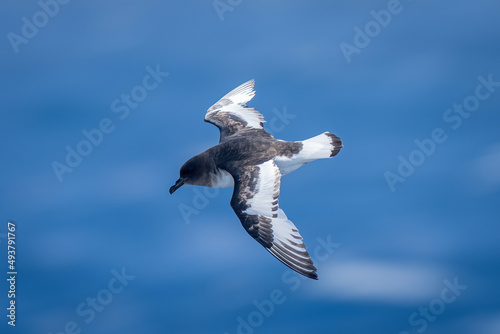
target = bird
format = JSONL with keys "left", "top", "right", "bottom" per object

{"left": 170, "top": 80, "right": 342, "bottom": 279}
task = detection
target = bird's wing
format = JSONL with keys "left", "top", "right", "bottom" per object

{"left": 227, "top": 159, "right": 317, "bottom": 279}
{"left": 205, "top": 80, "right": 267, "bottom": 141}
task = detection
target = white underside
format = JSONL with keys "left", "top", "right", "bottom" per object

{"left": 209, "top": 168, "right": 235, "bottom": 188}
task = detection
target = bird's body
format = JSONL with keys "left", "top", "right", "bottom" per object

{"left": 170, "top": 80, "right": 342, "bottom": 279}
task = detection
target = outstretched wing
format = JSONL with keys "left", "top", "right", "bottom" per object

{"left": 205, "top": 80, "right": 267, "bottom": 141}
{"left": 228, "top": 159, "right": 318, "bottom": 279}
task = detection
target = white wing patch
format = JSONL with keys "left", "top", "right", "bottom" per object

{"left": 205, "top": 79, "right": 266, "bottom": 131}
{"left": 214, "top": 79, "right": 256, "bottom": 106}
{"left": 231, "top": 160, "right": 317, "bottom": 279}
{"left": 242, "top": 160, "right": 280, "bottom": 217}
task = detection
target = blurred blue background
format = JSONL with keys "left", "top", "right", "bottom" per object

{"left": 1, "top": 1, "right": 500, "bottom": 333}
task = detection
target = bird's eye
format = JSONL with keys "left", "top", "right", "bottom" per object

{"left": 181, "top": 167, "right": 193, "bottom": 177}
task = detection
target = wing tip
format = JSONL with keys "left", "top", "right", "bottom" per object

{"left": 227, "top": 79, "right": 256, "bottom": 103}
{"left": 208, "top": 79, "right": 256, "bottom": 111}
{"left": 309, "top": 271, "right": 319, "bottom": 280}
{"left": 267, "top": 245, "right": 318, "bottom": 280}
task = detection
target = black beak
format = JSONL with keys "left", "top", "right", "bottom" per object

{"left": 169, "top": 178, "right": 185, "bottom": 194}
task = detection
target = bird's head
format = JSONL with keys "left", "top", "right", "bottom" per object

{"left": 169, "top": 155, "right": 208, "bottom": 194}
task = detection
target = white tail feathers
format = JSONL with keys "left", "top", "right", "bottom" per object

{"left": 274, "top": 132, "right": 342, "bottom": 175}
{"left": 300, "top": 132, "right": 342, "bottom": 160}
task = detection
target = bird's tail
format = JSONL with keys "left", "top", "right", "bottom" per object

{"left": 275, "top": 132, "right": 342, "bottom": 176}
{"left": 299, "top": 132, "right": 343, "bottom": 160}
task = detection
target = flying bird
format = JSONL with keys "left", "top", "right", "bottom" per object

{"left": 170, "top": 80, "right": 342, "bottom": 279}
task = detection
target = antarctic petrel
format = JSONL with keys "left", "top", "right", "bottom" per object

{"left": 170, "top": 80, "right": 342, "bottom": 279}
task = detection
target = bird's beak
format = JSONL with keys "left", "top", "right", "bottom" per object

{"left": 169, "top": 178, "right": 185, "bottom": 194}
